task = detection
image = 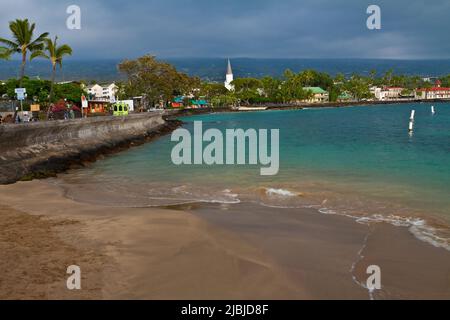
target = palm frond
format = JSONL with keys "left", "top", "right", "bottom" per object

{"left": 30, "top": 50, "right": 49, "bottom": 61}
{"left": 0, "top": 47, "right": 11, "bottom": 59}
{"left": 30, "top": 32, "right": 49, "bottom": 45}
{"left": 56, "top": 44, "right": 73, "bottom": 58}
{"left": 0, "top": 37, "right": 19, "bottom": 50}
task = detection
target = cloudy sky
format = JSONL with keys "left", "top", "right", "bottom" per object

{"left": 1, "top": 0, "right": 449, "bottom": 60}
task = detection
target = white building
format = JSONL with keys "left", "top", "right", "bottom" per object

{"left": 372, "top": 86, "right": 404, "bottom": 101}
{"left": 415, "top": 80, "right": 450, "bottom": 100}
{"left": 87, "top": 83, "right": 119, "bottom": 102}
{"left": 224, "top": 59, "right": 234, "bottom": 91}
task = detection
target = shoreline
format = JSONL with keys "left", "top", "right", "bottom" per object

{"left": 0, "top": 113, "right": 182, "bottom": 185}
{"left": 0, "top": 101, "right": 444, "bottom": 185}
{"left": 255, "top": 98, "right": 450, "bottom": 111}
{"left": 1, "top": 102, "right": 449, "bottom": 299}
{"left": 0, "top": 180, "right": 449, "bottom": 299}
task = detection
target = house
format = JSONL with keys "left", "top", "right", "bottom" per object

{"left": 303, "top": 87, "right": 329, "bottom": 103}
{"left": 83, "top": 100, "right": 110, "bottom": 116}
{"left": 372, "top": 87, "right": 404, "bottom": 101}
{"left": 415, "top": 80, "right": 450, "bottom": 100}
{"left": 191, "top": 99, "right": 209, "bottom": 108}
{"left": 87, "top": 84, "right": 102, "bottom": 99}
{"left": 87, "top": 83, "right": 119, "bottom": 102}
{"left": 171, "top": 96, "right": 209, "bottom": 108}
{"left": 172, "top": 96, "right": 185, "bottom": 108}
{"left": 385, "top": 87, "right": 404, "bottom": 99}
{"left": 337, "top": 92, "right": 353, "bottom": 102}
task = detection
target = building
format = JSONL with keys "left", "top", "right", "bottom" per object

{"left": 87, "top": 83, "right": 119, "bottom": 102}
{"left": 172, "top": 96, "right": 209, "bottom": 109}
{"left": 224, "top": 59, "right": 234, "bottom": 91}
{"left": 303, "top": 87, "right": 329, "bottom": 103}
{"left": 337, "top": 92, "right": 353, "bottom": 102}
{"left": 372, "top": 86, "right": 405, "bottom": 101}
{"left": 83, "top": 100, "right": 110, "bottom": 116}
{"left": 87, "top": 84, "right": 102, "bottom": 98}
{"left": 416, "top": 80, "right": 450, "bottom": 100}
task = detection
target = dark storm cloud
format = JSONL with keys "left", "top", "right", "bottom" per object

{"left": 0, "top": 0, "right": 449, "bottom": 59}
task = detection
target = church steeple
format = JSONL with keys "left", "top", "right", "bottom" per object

{"left": 225, "top": 59, "right": 234, "bottom": 91}
{"left": 226, "top": 58, "right": 233, "bottom": 75}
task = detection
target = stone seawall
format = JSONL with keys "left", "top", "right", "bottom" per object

{"left": 0, "top": 112, "right": 180, "bottom": 184}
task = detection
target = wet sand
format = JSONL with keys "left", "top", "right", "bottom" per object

{"left": 0, "top": 180, "right": 449, "bottom": 299}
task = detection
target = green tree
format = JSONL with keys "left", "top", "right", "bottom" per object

{"left": 53, "top": 82, "right": 86, "bottom": 104}
{"left": 0, "top": 47, "right": 10, "bottom": 59}
{"left": 31, "top": 36, "right": 73, "bottom": 101}
{"left": 5, "top": 78, "right": 51, "bottom": 101}
{"left": 200, "top": 82, "right": 229, "bottom": 101}
{"left": 260, "top": 76, "right": 282, "bottom": 102}
{"left": 118, "top": 55, "right": 199, "bottom": 109}
{"left": 0, "top": 19, "right": 49, "bottom": 86}
{"left": 344, "top": 74, "right": 372, "bottom": 101}
{"left": 231, "top": 78, "right": 262, "bottom": 104}
{"left": 439, "top": 75, "right": 450, "bottom": 87}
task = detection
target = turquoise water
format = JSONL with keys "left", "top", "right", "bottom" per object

{"left": 60, "top": 103, "right": 450, "bottom": 248}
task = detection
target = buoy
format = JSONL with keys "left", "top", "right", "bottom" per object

{"left": 409, "top": 121, "right": 414, "bottom": 132}
{"left": 431, "top": 106, "right": 435, "bottom": 115}
{"left": 410, "top": 110, "right": 415, "bottom": 121}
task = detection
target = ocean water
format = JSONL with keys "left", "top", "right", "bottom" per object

{"left": 2, "top": 58, "right": 450, "bottom": 82}
{"left": 58, "top": 103, "right": 450, "bottom": 250}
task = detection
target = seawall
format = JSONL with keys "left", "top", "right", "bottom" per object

{"left": 0, "top": 112, "right": 180, "bottom": 184}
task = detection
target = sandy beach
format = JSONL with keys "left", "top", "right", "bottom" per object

{"left": 1, "top": 179, "right": 449, "bottom": 300}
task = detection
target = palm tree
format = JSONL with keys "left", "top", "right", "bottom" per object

{"left": 0, "top": 47, "right": 10, "bottom": 59}
{"left": 31, "top": 36, "right": 73, "bottom": 101}
{"left": 0, "top": 19, "right": 48, "bottom": 86}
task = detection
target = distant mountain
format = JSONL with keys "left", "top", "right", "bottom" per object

{"left": 1, "top": 58, "right": 450, "bottom": 82}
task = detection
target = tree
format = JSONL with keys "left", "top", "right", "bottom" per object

{"left": 231, "top": 78, "right": 262, "bottom": 104}
{"left": 440, "top": 74, "right": 450, "bottom": 88}
{"left": 278, "top": 69, "right": 312, "bottom": 103}
{"left": 200, "top": 82, "right": 229, "bottom": 100}
{"left": 31, "top": 36, "right": 73, "bottom": 101}
{"left": 344, "top": 74, "right": 372, "bottom": 101}
{"left": 260, "top": 76, "right": 282, "bottom": 102}
{"left": 118, "top": 55, "right": 199, "bottom": 109}
{"left": 53, "top": 82, "right": 86, "bottom": 104}
{"left": 0, "top": 47, "right": 10, "bottom": 59}
{"left": 0, "top": 19, "right": 49, "bottom": 86}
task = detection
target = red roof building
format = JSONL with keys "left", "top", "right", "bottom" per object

{"left": 416, "top": 80, "right": 450, "bottom": 100}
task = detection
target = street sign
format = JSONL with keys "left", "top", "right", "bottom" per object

{"left": 14, "top": 88, "right": 26, "bottom": 94}
{"left": 31, "top": 104, "right": 40, "bottom": 112}
{"left": 17, "top": 93, "right": 25, "bottom": 101}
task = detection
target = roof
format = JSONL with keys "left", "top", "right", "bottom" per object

{"left": 303, "top": 87, "right": 327, "bottom": 94}
{"left": 417, "top": 87, "right": 450, "bottom": 92}
{"left": 192, "top": 99, "right": 208, "bottom": 106}
{"left": 226, "top": 59, "right": 233, "bottom": 75}
{"left": 338, "top": 92, "right": 352, "bottom": 99}
{"left": 88, "top": 83, "right": 116, "bottom": 89}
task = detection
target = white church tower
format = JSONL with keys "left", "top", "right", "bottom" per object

{"left": 224, "top": 59, "right": 234, "bottom": 91}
